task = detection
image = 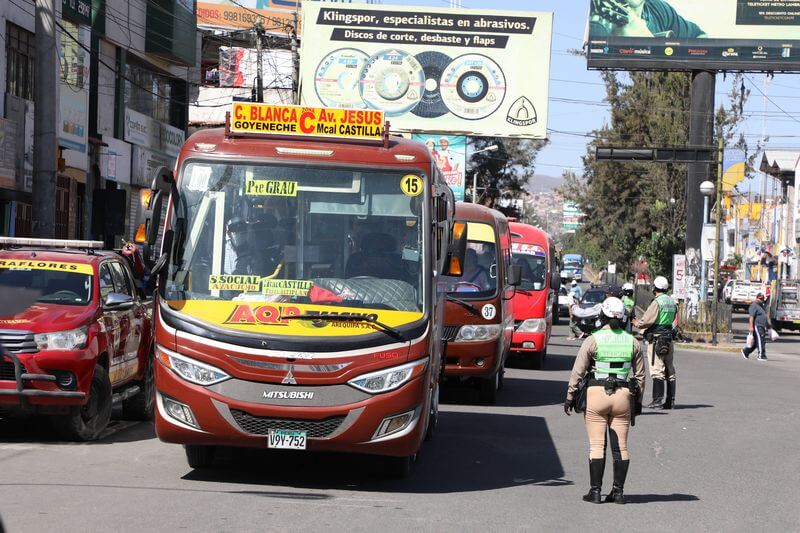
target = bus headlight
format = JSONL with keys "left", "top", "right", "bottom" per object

{"left": 156, "top": 346, "right": 230, "bottom": 386}
{"left": 455, "top": 324, "right": 501, "bottom": 342}
{"left": 516, "top": 319, "right": 547, "bottom": 333}
{"left": 348, "top": 359, "right": 428, "bottom": 394}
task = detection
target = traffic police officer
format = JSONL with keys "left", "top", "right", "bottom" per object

{"left": 621, "top": 282, "right": 635, "bottom": 329}
{"left": 565, "top": 297, "right": 645, "bottom": 504}
{"left": 633, "top": 276, "right": 677, "bottom": 409}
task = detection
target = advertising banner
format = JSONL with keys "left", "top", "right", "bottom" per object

{"left": 587, "top": 0, "right": 800, "bottom": 71}
{"left": 229, "top": 102, "right": 384, "bottom": 140}
{"left": 412, "top": 134, "right": 466, "bottom": 201}
{"left": 673, "top": 254, "right": 687, "bottom": 299}
{"left": 0, "top": 118, "right": 17, "bottom": 190}
{"left": 563, "top": 201, "right": 585, "bottom": 232}
{"left": 124, "top": 108, "right": 185, "bottom": 158}
{"left": 723, "top": 148, "right": 747, "bottom": 191}
{"left": 300, "top": 4, "right": 552, "bottom": 138}
{"left": 59, "top": 21, "right": 90, "bottom": 155}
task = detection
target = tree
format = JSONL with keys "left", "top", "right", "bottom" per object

{"left": 466, "top": 137, "right": 548, "bottom": 218}
{"left": 561, "top": 71, "right": 750, "bottom": 278}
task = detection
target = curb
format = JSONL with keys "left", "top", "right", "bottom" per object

{"left": 676, "top": 343, "right": 742, "bottom": 353}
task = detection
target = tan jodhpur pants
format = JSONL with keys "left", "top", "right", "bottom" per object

{"left": 585, "top": 386, "right": 631, "bottom": 461}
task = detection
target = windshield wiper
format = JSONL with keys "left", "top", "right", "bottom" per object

{"left": 446, "top": 295, "right": 481, "bottom": 317}
{"left": 283, "top": 314, "right": 408, "bottom": 342}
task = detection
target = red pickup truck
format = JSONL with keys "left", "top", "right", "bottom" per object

{"left": 0, "top": 238, "right": 154, "bottom": 440}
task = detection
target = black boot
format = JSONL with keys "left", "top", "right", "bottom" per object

{"left": 605, "top": 460, "right": 630, "bottom": 504}
{"left": 582, "top": 458, "right": 605, "bottom": 503}
{"left": 663, "top": 380, "right": 676, "bottom": 409}
{"left": 647, "top": 379, "right": 665, "bottom": 408}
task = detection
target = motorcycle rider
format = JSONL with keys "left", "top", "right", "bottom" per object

{"left": 565, "top": 297, "right": 645, "bottom": 504}
{"left": 633, "top": 276, "right": 677, "bottom": 409}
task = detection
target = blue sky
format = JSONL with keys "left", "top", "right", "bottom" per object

{"left": 380, "top": 0, "right": 800, "bottom": 191}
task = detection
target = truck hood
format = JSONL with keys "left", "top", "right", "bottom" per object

{"left": 512, "top": 289, "right": 548, "bottom": 319}
{"left": 0, "top": 303, "right": 96, "bottom": 333}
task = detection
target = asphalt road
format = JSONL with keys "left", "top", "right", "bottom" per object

{"left": 2, "top": 322, "right": 800, "bottom": 532}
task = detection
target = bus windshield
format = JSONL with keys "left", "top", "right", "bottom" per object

{"left": 444, "top": 222, "right": 497, "bottom": 299}
{"left": 511, "top": 243, "right": 547, "bottom": 291}
{"left": 162, "top": 162, "right": 426, "bottom": 318}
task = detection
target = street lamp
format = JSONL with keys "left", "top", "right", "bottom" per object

{"left": 470, "top": 144, "right": 499, "bottom": 203}
{"left": 699, "top": 180, "right": 715, "bottom": 302}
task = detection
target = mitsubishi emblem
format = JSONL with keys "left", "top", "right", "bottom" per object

{"left": 281, "top": 367, "right": 297, "bottom": 385}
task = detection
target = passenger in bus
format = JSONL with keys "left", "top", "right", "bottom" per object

{"left": 223, "top": 217, "right": 247, "bottom": 275}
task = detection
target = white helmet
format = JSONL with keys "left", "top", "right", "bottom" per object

{"left": 601, "top": 297, "right": 625, "bottom": 319}
{"left": 571, "top": 280, "right": 578, "bottom": 286}
{"left": 654, "top": 276, "right": 669, "bottom": 291}
{"left": 622, "top": 282, "right": 634, "bottom": 292}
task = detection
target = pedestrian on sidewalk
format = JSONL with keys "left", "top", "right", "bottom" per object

{"left": 564, "top": 297, "right": 646, "bottom": 504}
{"left": 633, "top": 276, "right": 677, "bottom": 409}
{"left": 742, "top": 293, "right": 771, "bottom": 361}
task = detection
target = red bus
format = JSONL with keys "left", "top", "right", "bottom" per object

{"left": 508, "top": 222, "right": 560, "bottom": 369}
{"left": 441, "top": 203, "right": 520, "bottom": 403}
{"left": 142, "top": 104, "right": 463, "bottom": 477}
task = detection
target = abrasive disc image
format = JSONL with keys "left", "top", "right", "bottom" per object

{"left": 314, "top": 48, "right": 370, "bottom": 109}
{"left": 412, "top": 51, "right": 452, "bottom": 118}
{"left": 441, "top": 54, "right": 506, "bottom": 120}
{"left": 359, "top": 49, "right": 425, "bottom": 116}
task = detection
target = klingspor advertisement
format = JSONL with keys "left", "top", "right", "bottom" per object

{"left": 587, "top": 0, "right": 800, "bottom": 71}
{"left": 412, "top": 134, "right": 466, "bottom": 201}
{"left": 300, "top": 4, "right": 552, "bottom": 139}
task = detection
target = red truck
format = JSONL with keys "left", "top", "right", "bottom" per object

{"left": 0, "top": 238, "right": 154, "bottom": 440}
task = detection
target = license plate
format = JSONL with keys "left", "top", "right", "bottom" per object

{"left": 267, "top": 429, "right": 307, "bottom": 450}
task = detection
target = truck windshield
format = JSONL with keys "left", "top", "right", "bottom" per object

{"left": 444, "top": 222, "right": 497, "bottom": 299}
{"left": 162, "top": 162, "right": 425, "bottom": 319}
{"left": 0, "top": 267, "right": 92, "bottom": 306}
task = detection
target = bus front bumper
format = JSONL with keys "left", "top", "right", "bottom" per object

{"left": 154, "top": 362, "right": 428, "bottom": 458}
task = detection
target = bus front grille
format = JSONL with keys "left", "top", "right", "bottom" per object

{"left": 230, "top": 410, "right": 346, "bottom": 439}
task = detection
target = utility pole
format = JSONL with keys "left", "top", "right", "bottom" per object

{"left": 33, "top": 0, "right": 58, "bottom": 238}
{"left": 291, "top": 10, "right": 299, "bottom": 105}
{"left": 685, "top": 71, "right": 716, "bottom": 287}
{"left": 254, "top": 19, "right": 264, "bottom": 102}
{"left": 711, "top": 138, "right": 724, "bottom": 346}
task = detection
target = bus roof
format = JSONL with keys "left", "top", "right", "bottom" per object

{"left": 179, "top": 128, "right": 435, "bottom": 172}
{"left": 509, "top": 221, "right": 551, "bottom": 244}
{"left": 454, "top": 202, "right": 507, "bottom": 225}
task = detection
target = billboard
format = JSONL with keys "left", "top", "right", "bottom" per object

{"left": 196, "top": 0, "right": 366, "bottom": 32}
{"left": 587, "top": 0, "right": 800, "bottom": 71}
{"left": 563, "top": 201, "right": 585, "bottom": 232}
{"left": 219, "top": 47, "right": 292, "bottom": 88}
{"left": 300, "top": 4, "right": 552, "bottom": 138}
{"left": 412, "top": 134, "right": 467, "bottom": 201}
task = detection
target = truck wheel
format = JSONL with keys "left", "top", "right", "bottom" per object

{"left": 185, "top": 445, "right": 217, "bottom": 469}
{"left": 123, "top": 354, "right": 155, "bottom": 421}
{"left": 53, "top": 364, "right": 112, "bottom": 441}
{"left": 384, "top": 455, "right": 413, "bottom": 479}
{"left": 478, "top": 371, "right": 499, "bottom": 404}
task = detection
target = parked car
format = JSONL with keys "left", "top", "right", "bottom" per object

{"left": 0, "top": 238, "right": 154, "bottom": 441}
{"left": 723, "top": 279, "right": 736, "bottom": 304}
{"left": 730, "top": 281, "right": 767, "bottom": 312}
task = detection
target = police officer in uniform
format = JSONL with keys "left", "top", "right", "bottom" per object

{"left": 634, "top": 276, "right": 677, "bottom": 409}
{"left": 565, "top": 297, "right": 645, "bottom": 504}
{"left": 621, "top": 282, "right": 635, "bottom": 330}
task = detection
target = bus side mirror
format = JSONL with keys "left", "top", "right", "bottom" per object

{"left": 443, "top": 221, "right": 468, "bottom": 276}
{"left": 508, "top": 265, "right": 522, "bottom": 287}
{"left": 145, "top": 167, "right": 174, "bottom": 247}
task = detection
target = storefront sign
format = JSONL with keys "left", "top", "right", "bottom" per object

{"left": 99, "top": 137, "right": 131, "bottom": 184}
{"left": 229, "top": 103, "right": 384, "bottom": 141}
{"left": 131, "top": 145, "right": 173, "bottom": 188}
{"left": 124, "top": 108, "right": 184, "bottom": 158}
{"left": 62, "top": 0, "right": 92, "bottom": 25}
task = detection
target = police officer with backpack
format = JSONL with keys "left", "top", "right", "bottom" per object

{"left": 633, "top": 276, "right": 677, "bottom": 409}
{"left": 564, "top": 297, "right": 646, "bottom": 504}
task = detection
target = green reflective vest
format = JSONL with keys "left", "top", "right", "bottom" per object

{"left": 622, "top": 295, "right": 635, "bottom": 314}
{"left": 654, "top": 294, "right": 677, "bottom": 332}
{"left": 592, "top": 328, "right": 635, "bottom": 380}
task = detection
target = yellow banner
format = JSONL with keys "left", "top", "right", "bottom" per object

{"left": 0, "top": 259, "right": 93, "bottom": 275}
{"left": 262, "top": 280, "right": 313, "bottom": 296}
{"left": 167, "top": 300, "right": 423, "bottom": 337}
{"left": 245, "top": 179, "right": 298, "bottom": 197}
{"left": 229, "top": 103, "right": 385, "bottom": 141}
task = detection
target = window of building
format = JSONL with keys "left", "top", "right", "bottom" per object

{"left": 124, "top": 59, "right": 181, "bottom": 126}
{"left": 6, "top": 23, "right": 36, "bottom": 101}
